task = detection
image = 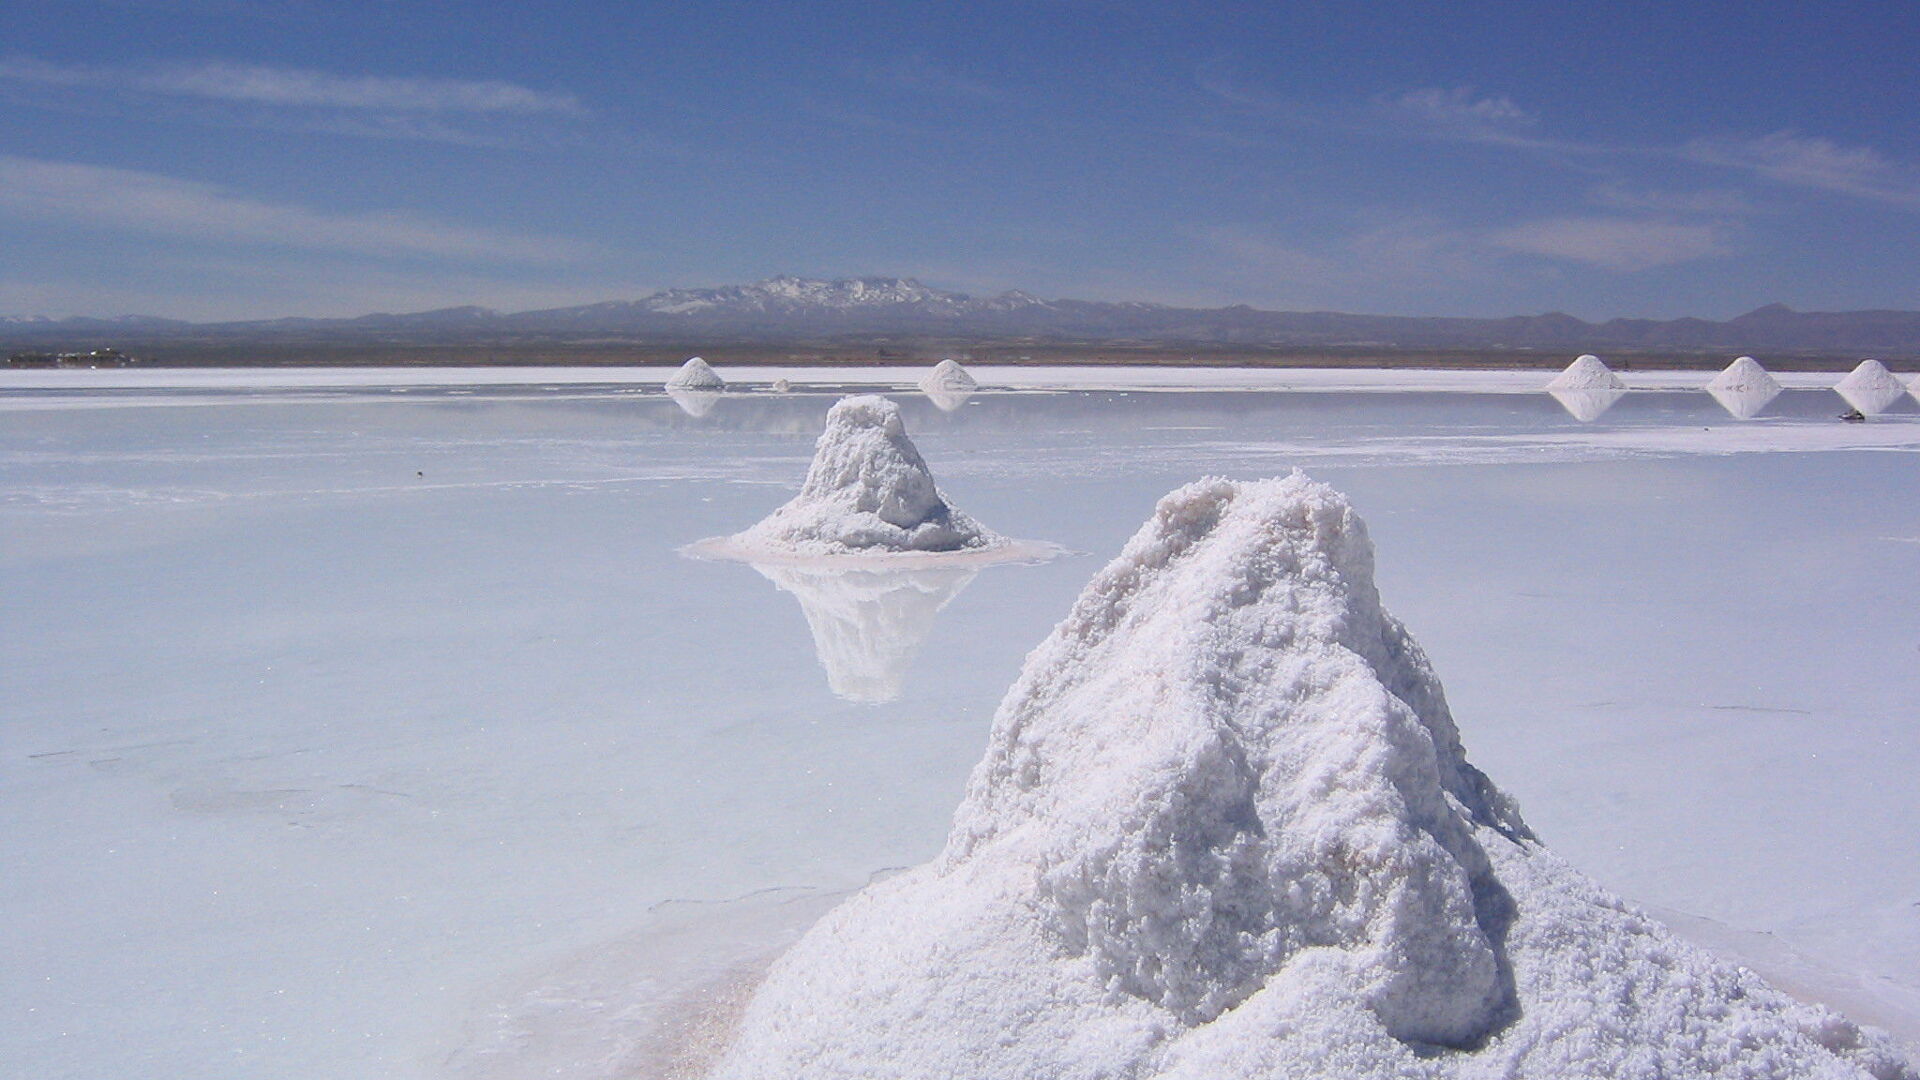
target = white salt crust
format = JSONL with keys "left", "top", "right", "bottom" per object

{"left": 708, "top": 473, "right": 1917, "bottom": 1080}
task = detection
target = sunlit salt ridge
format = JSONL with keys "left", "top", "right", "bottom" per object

{"left": 707, "top": 474, "right": 1917, "bottom": 1080}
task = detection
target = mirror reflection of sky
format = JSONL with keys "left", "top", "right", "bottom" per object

{"left": 4, "top": 386, "right": 1918, "bottom": 1079}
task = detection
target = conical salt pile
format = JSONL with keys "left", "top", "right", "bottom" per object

{"left": 1835, "top": 359, "right": 1907, "bottom": 416}
{"left": 709, "top": 474, "right": 1916, "bottom": 1080}
{"left": 1707, "top": 356, "right": 1782, "bottom": 420}
{"left": 920, "top": 359, "right": 978, "bottom": 412}
{"left": 1546, "top": 354, "right": 1626, "bottom": 391}
{"left": 728, "top": 395, "right": 1003, "bottom": 556}
{"left": 665, "top": 355, "right": 725, "bottom": 392}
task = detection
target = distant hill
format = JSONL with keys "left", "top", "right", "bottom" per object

{"left": 6, "top": 276, "right": 1919, "bottom": 357}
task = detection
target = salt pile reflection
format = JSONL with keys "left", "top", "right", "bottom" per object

{"left": 1548, "top": 386, "right": 1625, "bottom": 421}
{"left": 749, "top": 561, "right": 978, "bottom": 703}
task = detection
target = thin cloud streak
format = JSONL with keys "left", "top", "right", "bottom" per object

{"left": 1387, "top": 87, "right": 1536, "bottom": 131}
{"left": 0, "top": 155, "right": 592, "bottom": 262}
{"left": 1684, "top": 131, "right": 1920, "bottom": 208}
{"left": 1487, "top": 217, "right": 1732, "bottom": 270}
{"left": 0, "top": 56, "right": 584, "bottom": 115}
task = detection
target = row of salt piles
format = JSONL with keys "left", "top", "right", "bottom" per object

{"left": 1550, "top": 353, "right": 1918, "bottom": 420}
{"left": 661, "top": 356, "right": 979, "bottom": 415}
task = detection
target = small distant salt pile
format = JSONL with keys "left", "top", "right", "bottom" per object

{"left": 919, "top": 358, "right": 978, "bottom": 412}
{"left": 726, "top": 395, "right": 1003, "bottom": 556}
{"left": 1707, "top": 355, "right": 1783, "bottom": 420}
{"left": 1835, "top": 359, "right": 1908, "bottom": 416}
{"left": 666, "top": 355, "right": 725, "bottom": 392}
{"left": 709, "top": 473, "right": 1916, "bottom": 1080}
{"left": 1546, "top": 353, "right": 1626, "bottom": 391}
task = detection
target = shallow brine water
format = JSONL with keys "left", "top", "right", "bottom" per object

{"left": 3, "top": 378, "right": 1917, "bottom": 1078}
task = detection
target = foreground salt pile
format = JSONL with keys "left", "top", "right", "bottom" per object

{"left": 724, "top": 395, "right": 1005, "bottom": 556}
{"left": 1546, "top": 353, "right": 1626, "bottom": 391}
{"left": 1836, "top": 359, "right": 1908, "bottom": 416}
{"left": 1707, "top": 355, "right": 1783, "bottom": 420}
{"left": 666, "top": 355, "right": 726, "bottom": 392}
{"left": 709, "top": 474, "right": 1915, "bottom": 1080}
{"left": 919, "top": 358, "right": 978, "bottom": 412}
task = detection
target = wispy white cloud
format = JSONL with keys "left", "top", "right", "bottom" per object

{"left": 1387, "top": 87, "right": 1536, "bottom": 131}
{"left": 1487, "top": 217, "right": 1731, "bottom": 270}
{"left": 0, "top": 56, "right": 583, "bottom": 115}
{"left": 0, "top": 155, "right": 591, "bottom": 262}
{"left": 1193, "top": 210, "right": 1731, "bottom": 307}
{"left": 1683, "top": 131, "right": 1920, "bottom": 207}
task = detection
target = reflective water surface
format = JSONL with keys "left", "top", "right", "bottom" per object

{"left": 4, "top": 383, "right": 1918, "bottom": 1078}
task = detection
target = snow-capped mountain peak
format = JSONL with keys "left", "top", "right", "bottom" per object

{"left": 626, "top": 276, "right": 1044, "bottom": 317}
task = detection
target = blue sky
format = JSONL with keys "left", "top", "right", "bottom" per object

{"left": 3, "top": 0, "right": 1918, "bottom": 321}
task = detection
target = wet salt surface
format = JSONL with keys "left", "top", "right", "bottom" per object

{"left": 3, "top": 383, "right": 1918, "bottom": 1078}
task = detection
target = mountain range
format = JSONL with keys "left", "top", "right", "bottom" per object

{"left": 6, "top": 276, "right": 1919, "bottom": 356}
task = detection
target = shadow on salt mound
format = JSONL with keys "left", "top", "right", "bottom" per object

{"left": 749, "top": 561, "right": 977, "bottom": 704}
{"left": 701, "top": 473, "right": 1918, "bottom": 1080}
{"left": 440, "top": 887, "right": 848, "bottom": 1080}
{"left": 685, "top": 394, "right": 1064, "bottom": 567}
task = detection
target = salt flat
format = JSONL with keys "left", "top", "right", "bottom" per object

{"left": 2, "top": 377, "right": 1916, "bottom": 1078}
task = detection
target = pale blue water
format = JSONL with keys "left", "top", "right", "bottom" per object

{"left": 4, "top": 385, "right": 1917, "bottom": 1078}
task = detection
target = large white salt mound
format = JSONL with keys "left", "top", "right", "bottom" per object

{"left": 709, "top": 473, "right": 1916, "bottom": 1080}
{"left": 1836, "top": 359, "right": 1907, "bottom": 416}
{"left": 1707, "top": 356, "right": 1783, "bottom": 420}
{"left": 665, "top": 356, "right": 725, "bottom": 391}
{"left": 726, "top": 395, "right": 1005, "bottom": 556}
{"left": 1546, "top": 353, "right": 1626, "bottom": 391}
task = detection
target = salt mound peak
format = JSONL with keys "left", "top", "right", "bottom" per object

{"left": 1709, "top": 355, "right": 1780, "bottom": 394}
{"left": 729, "top": 395, "right": 1004, "bottom": 556}
{"left": 919, "top": 358, "right": 978, "bottom": 394}
{"left": 710, "top": 474, "right": 1915, "bottom": 1080}
{"left": 1546, "top": 353, "right": 1626, "bottom": 391}
{"left": 665, "top": 355, "right": 725, "bottom": 391}
{"left": 1836, "top": 359, "right": 1907, "bottom": 415}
